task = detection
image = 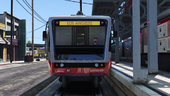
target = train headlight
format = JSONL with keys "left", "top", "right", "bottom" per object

{"left": 95, "top": 63, "right": 99, "bottom": 67}
{"left": 67, "top": 69, "right": 70, "bottom": 72}
{"left": 60, "top": 63, "right": 64, "bottom": 67}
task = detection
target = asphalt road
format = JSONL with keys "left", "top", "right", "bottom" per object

{"left": 0, "top": 61, "right": 50, "bottom": 96}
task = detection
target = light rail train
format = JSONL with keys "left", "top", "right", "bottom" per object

{"left": 43, "top": 15, "right": 112, "bottom": 87}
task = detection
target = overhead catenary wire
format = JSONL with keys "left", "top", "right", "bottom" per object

{"left": 65, "top": 0, "right": 93, "bottom": 5}
{"left": 16, "top": 0, "right": 45, "bottom": 23}
{"left": 22, "top": 0, "right": 46, "bottom": 23}
{"left": 22, "top": 0, "right": 46, "bottom": 22}
{"left": 24, "top": 0, "right": 46, "bottom": 22}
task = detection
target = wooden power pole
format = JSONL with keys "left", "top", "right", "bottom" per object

{"left": 32, "top": 0, "right": 34, "bottom": 61}
{"left": 10, "top": 0, "right": 14, "bottom": 63}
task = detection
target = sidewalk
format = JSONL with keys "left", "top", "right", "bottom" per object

{"left": 111, "top": 61, "right": 170, "bottom": 96}
{"left": 0, "top": 59, "right": 47, "bottom": 70}
{"left": 0, "top": 61, "right": 24, "bottom": 65}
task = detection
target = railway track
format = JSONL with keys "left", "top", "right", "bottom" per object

{"left": 37, "top": 77, "right": 103, "bottom": 96}
{"left": 22, "top": 76, "right": 118, "bottom": 96}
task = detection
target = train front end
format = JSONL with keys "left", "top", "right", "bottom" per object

{"left": 45, "top": 16, "right": 112, "bottom": 77}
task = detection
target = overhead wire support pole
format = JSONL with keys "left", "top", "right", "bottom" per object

{"left": 132, "top": 0, "right": 148, "bottom": 83}
{"left": 32, "top": 0, "right": 34, "bottom": 61}
{"left": 80, "top": 0, "right": 82, "bottom": 12}
{"left": 147, "top": 0, "right": 158, "bottom": 74}
{"left": 10, "top": 0, "right": 14, "bottom": 63}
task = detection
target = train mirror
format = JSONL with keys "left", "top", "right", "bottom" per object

{"left": 114, "top": 31, "right": 117, "bottom": 37}
{"left": 43, "top": 31, "right": 47, "bottom": 41}
{"left": 109, "top": 37, "right": 112, "bottom": 52}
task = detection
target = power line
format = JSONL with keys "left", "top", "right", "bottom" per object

{"left": 22, "top": 0, "right": 46, "bottom": 23}
{"left": 28, "top": 24, "right": 46, "bottom": 33}
{"left": 65, "top": 0, "right": 93, "bottom": 5}
{"left": 16, "top": 0, "right": 45, "bottom": 23}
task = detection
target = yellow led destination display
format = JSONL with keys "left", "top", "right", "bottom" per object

{"left": 59, "top": 21, "right": 100, "bottom": 26}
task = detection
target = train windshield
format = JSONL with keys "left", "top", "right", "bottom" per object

{"left": 53, "top": 20, "right": 107, "bottom": 60}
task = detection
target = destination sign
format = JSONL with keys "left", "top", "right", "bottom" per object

{"left": 58, "top": 21, "right": 101, "bottom": 26}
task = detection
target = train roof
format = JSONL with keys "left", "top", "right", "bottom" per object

{"left": 48, "top": 15, "right": 111, "bottom": 21}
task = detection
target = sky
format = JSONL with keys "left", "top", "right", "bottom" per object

{"left": 0, "top": 0, "right": 93, "bottom": 44}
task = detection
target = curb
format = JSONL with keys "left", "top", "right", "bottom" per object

{"left": 0, "top": 59, "right": 47, "bottom": 66}
{"left": 110, "top": 68, "right": 161, "bottom": 96}
{"left": 20, "top": 75, "right": 58, "bottom": 96}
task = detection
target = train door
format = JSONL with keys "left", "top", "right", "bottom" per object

{"left": 72, "top": 27, "right": 89, "bottom": 45}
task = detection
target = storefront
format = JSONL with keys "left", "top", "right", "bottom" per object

{"left": 0, "top": 22, "right": 8, "bottom": 62}
{"left": 6, "top": 38, "right": 18, "bottom": 61}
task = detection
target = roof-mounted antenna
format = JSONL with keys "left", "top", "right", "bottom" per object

{"left": 76, "top": 0, "right": 84, "bottom": 15}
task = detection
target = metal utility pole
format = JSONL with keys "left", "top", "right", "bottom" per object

{"left": 10, "top": 0, "right": 14, "bottom": 63}
{"left": 147, "top": 0, "right": 158, "bottom": 73}
{"left": 32, "top": 0, "right": 34, "bottom": 61}
{"left": 114, "top": 5, "right": 120, "bottom": 63}
{"left": 132, "top": 0, "right": 148, "bottom": 83}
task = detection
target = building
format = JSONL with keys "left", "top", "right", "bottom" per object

{"left": 0, "top": 22, "right": 8, "bottom": 62}
{"left": 19, "top": 20, "right": 26, "bottom": 60}
{"left": 0, "top": 12, "right": 26, "bottom": 61}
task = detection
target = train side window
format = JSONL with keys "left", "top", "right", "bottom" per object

{"left": 160, "top": 28, "right": 161, "bottom": 32}
{"left": 163, "top": 48, "right": 166, "bottom": 51}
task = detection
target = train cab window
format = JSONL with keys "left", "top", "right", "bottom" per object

{"left": 55, "top": 27, "right": 72, "bottom": 45}
{"left": 53, "top": 20, "right": 107, "bottom": 60}
{"left": 72, "top": 27, "right": 88, "bottom": 45}
{"left": 89, "top": 26, "right": 105, "bottom": 45}
{"left": 54, "top": 26, "right": 105, "bottom": 46}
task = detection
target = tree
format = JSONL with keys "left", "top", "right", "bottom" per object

{"left": 27, "top": 40, "right": 32, "bottom": 44}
